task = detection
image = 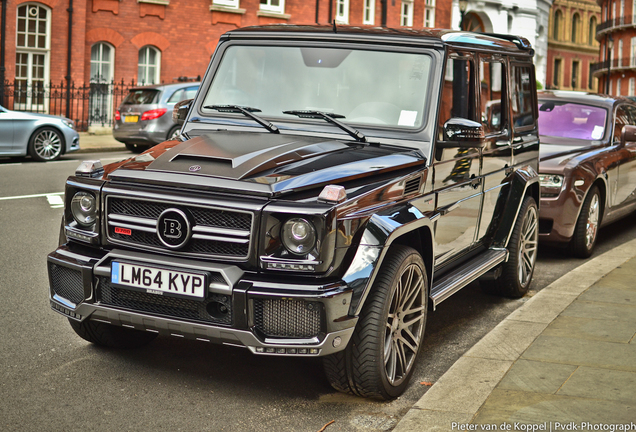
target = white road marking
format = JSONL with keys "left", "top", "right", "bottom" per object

{"left": 0, "top": 192, "right": 64, "bottom": 201}
{"left": 46, "top": 194, "right": 65, "bottom": 208}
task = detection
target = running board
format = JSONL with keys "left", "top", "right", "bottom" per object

{"left": 430, "top": 249, "right": 508, "bottom": 309}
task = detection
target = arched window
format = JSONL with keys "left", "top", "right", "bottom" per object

{"left": 572, "top": 13, "right": 580, "bottom": 43}
{"left": 15, "top": 3, "right": 50, "bottom": 109}
{"left": 138, "top": 46, "right": 161, "bottom": 85}
{"left": 553, "top": 10, "right": 562, "bottom": 41}
{"left": 589, "top": 16, "right": 597, "bottom": 45}
{"left": 89, "top": 43, "right": 115, "bottom": 127}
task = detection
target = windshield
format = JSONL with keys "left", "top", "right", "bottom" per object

{"left": 538, "top": 101, "right": 607, "bottom": 141}
{"left": 202, "top": 45, "right": 433, "bottom": 129}
{"left": 123, "top": 89, "right": 160, "bottom": 105}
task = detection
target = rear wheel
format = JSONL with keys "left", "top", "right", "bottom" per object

{"left": 569, "top": 186, "right": 601, "bottom": 258}
{"left": 167, "top": 125, "right": 181, "bottom": 141}
{"left": 28, "top": 127, "right": 64, "bottom": 161}
{"left": 486, "top": 196, "right": 538, "bottom": 298}
{"left": 323, "top": 245, "right": 428, "bottom": 400}
{"left": 68, "top": 319, "right": 157, "bottom": 349}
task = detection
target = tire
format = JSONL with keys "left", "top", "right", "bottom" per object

{"left": 569, "top": 186, "right": 601, "bottom": 258}
{"left": 167, "top": 125, "right": 181, "bottom": 141}
{"left": 68, "top": 318, "right": 157, "bottom": 349}
{"left": 125, "top": 142, "right": 149, "bottom": 153}
{"left": 487, "top": 196, "right": 538, "bottom": 298}
{"left": 28, "top": 127, "right": 64, "bottom": 162}
{"left": 323, "top": 245, "right": 428, "bottom": 400}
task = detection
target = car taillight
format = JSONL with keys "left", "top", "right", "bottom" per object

{"left": 141, "top": 108, "right": 168, "bottom": 121}
{"left": 115, "top": 110, "right": 121, "bottom": 121}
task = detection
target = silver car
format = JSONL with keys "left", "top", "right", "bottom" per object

{"left": 0, "top": 105, "right": 79, "bottom": 162}
{"left": 113, "top": 82, "right": 200, "bottom": 152}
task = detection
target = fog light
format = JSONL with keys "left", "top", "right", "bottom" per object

{"left": 309, "top": 348, "right": 319, "bottom": 354}
{"left": 255, "top": 347, "right": 264, "bottom": 353}
{"left": 333, "top": 337, "right": 342, "bottom": 348}
{"left": 298, "top": 348, "right": 308, "bottom": 354}
{"left": 287, "top": 348, "right": 297, "bottom": 354}
{"left": 265, "top": 348, "right": 275, "bottom": 353}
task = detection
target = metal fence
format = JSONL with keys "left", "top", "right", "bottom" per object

{"left": 0, "top": 79, "right": 138, "bottom": 131}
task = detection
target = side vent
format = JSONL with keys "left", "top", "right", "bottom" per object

{"left": 404, "top": 176, "right": 421, "bottom": 195}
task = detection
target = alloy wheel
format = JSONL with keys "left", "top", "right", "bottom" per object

{"left": 384, "top": 263, "right": 426, "bottom": 386}
{"left": 517, "top": 205, "right": 538, "bottom": 287}
{"left": 33, "top": 130, "right": 62, "bottom": 160}
{"left": 585, "top": 193, "right": 600, "bottom": 249}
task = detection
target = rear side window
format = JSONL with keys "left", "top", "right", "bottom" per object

{"left": 511, "top": 64, "right": 536, "bottom": 129}
{"left": 123, "top": 89, "right": 160, "bottom": 105}
{"left": 167, "top": 86, "right": 199, "bottom": 104}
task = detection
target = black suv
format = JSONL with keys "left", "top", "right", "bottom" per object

{"left": 48, "top": 26, "right": 540, "bottom": 400}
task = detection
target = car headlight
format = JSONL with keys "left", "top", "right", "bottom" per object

{"left": 70, "top": 191, "right": 97, "bottom": 227}
{"left": 282, "top": 218, "right": 316, "bottom": 255}
{"left": 539, "top": 174, "right": 564, "bottom": 188}
{"left": 61, "top": 118, "right": 75, "bottom": 130}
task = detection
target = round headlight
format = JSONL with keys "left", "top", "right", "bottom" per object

{"left": 282, "top": 218, "right": 316, "bottom": 255}
{"left": 70, "top": 191, "right": 97, "bottom": 226}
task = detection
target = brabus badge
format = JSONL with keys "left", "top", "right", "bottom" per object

{"left": 189, "top": 165, "right": 201, "bottom": 172}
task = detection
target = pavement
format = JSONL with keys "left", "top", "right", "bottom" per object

{"left": 79, "top": 133, "right": 636, "bottom": 431}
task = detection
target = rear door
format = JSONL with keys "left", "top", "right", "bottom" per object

{"left": 614, "top": 105, "right": 636, "bottom": 207}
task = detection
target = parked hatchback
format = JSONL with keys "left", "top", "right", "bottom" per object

{"left": 113, "top": 82, "right": 200, "bottom": 152}
{"left": 538, "top": 90, "right": 636, "bottom": 257}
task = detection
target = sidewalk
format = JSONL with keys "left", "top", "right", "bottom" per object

{"left": 393, "top": 239, "right": 636, "bottom": 431}
{"left": 76, "top": 132, "right": 127, "bottom": 153}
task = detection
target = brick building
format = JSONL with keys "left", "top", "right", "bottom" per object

{"left": 0, "top": 0, "right": 452, "bottom": 129}
{"left": 546, "top": 0, "right": 601, "bottom": 92}
{"left": 593, "top": 0, "right": 636, "bottom": 96}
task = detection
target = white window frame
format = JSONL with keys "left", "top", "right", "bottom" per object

{"left": 631, "top": 37, "right": 636, "bottom": 66}
{"left": 619, "top": 39, "right": 623, "bottom": 67}
{"left": 336, "top": 0, "right": 349, "bottom": 24}
{"left": 630, "top": 77, "right": 635, "bottom": 95}
{"left": 618, "top": 77, "right": 622, "bottom": 95}
{"left": 401, "top": 0, "right": 413, "bottom": 27}
{"left": 90, "top": 42, "right": 115, "bottom": 83}
{"left": 138, "top": 45, "right": 161, "bottom": 85}
{"left": 363, "top": 0, "right": 375, "bottom": 25}
{"left": 15, "top": 3, "right": 51, "bottom": 111}
{"left": 213, "top": 0, "right": 239, "bottom": 8}
{"left": 259, "top": 0, "right": 285, "bottom": 14}
{"left": 424, "top": 0, "right": 435, "bottom": 27}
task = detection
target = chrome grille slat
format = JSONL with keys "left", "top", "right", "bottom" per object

{"left": 106, "top": 196, "right": 253, "bottom": 259}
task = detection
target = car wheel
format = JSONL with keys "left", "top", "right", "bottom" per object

{"left": 125, "top": 142, "right": 149, "bottom": 153}
{"left": 569, "top": 185, "right": 601, "bottom": 258}
{"left": 167, "top": 125, "right": 181, "bottom": 141}
{"left": 28, "top": 127, "right": 64, "bottom": 162}
{"left": 487, "top": 196, "right": 538, "bottom": 298}
{"left": 323, "top": 245, "right": 428, "bottom": 400}
{"left": 68, "top": 318, "right": 157, "bottom": 349}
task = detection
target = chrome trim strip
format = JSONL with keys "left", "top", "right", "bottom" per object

{"left": 109, "top": 213, "right": 157, "bottom": 226}
{"left": 192, "top": 225, "right": 250, "bottom": 237}
{"left": 192, "top": 233, "right": 250, "bottom": 244}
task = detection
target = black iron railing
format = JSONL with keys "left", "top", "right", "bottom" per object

{"left": 0, "top": 79, "right": 140, "bottom": 131}
{"left": 597, "top": 15, "right": 636, "bottom": 35}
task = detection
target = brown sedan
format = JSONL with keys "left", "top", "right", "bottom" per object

{"left": 538, "top": 90, "right": 636, "bottom": 257}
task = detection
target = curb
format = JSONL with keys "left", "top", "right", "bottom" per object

{"left": 392, "top": 237, "right": 636, "bottom": 432}
{"left": 75, "top": 146, "right": 127, "bottom": 154}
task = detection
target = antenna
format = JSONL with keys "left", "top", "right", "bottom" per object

{"left": 333, "top": 19, "right": 337, "bottom": 33}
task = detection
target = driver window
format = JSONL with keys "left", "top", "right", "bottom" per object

{"left": 614, "top": 106, "right": 630, "bottom": 144}
{"left": 438, "top": 52, "right": 476, "bottom": 140}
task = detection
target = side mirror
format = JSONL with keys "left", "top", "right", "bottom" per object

{"left": 621, "top": 125, "right": 636, "bottom": 146}
{"left": 173, "top": 98, "right": 193, "bottom": 125}
{"left": 439, "top": 118, "right": 486, "bottom": 148}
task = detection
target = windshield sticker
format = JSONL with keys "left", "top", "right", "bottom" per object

{"left": 591, "top": 126, "right": 604, "bottom": 140}
{"left": 398, "top": 110, "right": 418, "bottom": 127}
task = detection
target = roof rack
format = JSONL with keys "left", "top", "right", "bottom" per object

{"left": 482, "top": 33, "right": 532, "bottom": 50}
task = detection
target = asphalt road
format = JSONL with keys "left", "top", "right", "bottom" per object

{"left": 2, "top": 151, "right": 636, "bottom": 432}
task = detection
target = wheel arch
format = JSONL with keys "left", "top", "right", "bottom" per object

{"left": 29, "top": 124, "right": 67, "bottom": 156}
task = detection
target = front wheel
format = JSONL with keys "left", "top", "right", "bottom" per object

{"left": 28, "top": 127, "right": 64, "bottom": 161}
{"left": 487, "top": 196, "right": 538, "bottom": 298}
{"left": 323, "top": 245, "right": 428, "bottom": 400}
{"left": 68, "top": 319, "right": 157, "bottom": 349}
{"left": 569, "top": 186, "right": 601, "bottom": 258}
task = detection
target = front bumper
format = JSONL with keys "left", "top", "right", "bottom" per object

{"left": 113, "top": 122, "right": 167, "bottom": 145}
{"left": 539, "top": 186, "right": 585, "bottom": 244}
{"left": 47, "top": 245, "right": 356, "bottom": 357}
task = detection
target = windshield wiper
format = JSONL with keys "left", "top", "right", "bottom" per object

{"left": 204, "top": 105, "right": 279, "bottom": 134}
{"left": 283, "top": 110, "right": 366, "bottom": 143}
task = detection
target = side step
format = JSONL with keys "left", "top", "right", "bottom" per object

{"left": 430, "top": 249, "right": 508, "bottom": 309}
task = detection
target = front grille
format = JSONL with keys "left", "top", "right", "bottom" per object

{"left": 106, "top": 196, "right": 252, "bottom": 259}
{"left": 253, "top": 298, "right": 322, "bottom": 338}
{"left": 98, "top": 277, "right": 232, "bottom": 325}
{"left": 49, "top": 263, "right": 84, "bottom": 305}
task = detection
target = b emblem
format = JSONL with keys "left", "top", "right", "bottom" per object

{"left": 157, "top": 209, "right": 191, "bottom": 249}
{"left": 189, "top": 165, "right": 201, "bottom": 172}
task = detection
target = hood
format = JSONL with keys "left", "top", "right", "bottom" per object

{"left": 105, "top": 131, "right": 426, "bottom": 197}
{"left": 539, "top": 135, "right": 600, "bottom": 163}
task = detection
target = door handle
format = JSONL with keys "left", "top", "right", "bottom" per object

{"left": 470, "top": 177, "right": 482, "bottom": 189}
{"left": 505, "top": 166, "right": 514, "bottom": 176}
